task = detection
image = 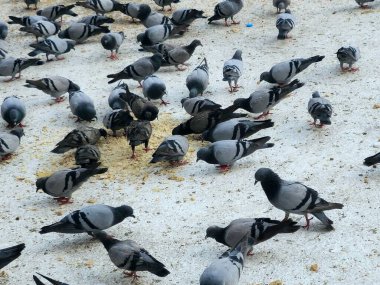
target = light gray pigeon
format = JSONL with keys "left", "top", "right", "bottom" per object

{"left": 33, "top": 273, "right": 69, "bottom": 285}
{"left": 120, "top": 3, "right": 151, "bottom": 22}
{"left": 138, "top": 10, "right": 172, "bottom": 28}
{"left": 36, "top": 5, "right": 78, "bottom": 22}
{"left": 276, "top": 9, "right": 295, "bottom": 40}
{"left": 181, "top": 97, "right": 221, "bottom": 116}
{"left": 20, "top": 20, "right": 61, "bottom": 42}
{"left": 75, "top": 0, "right": 123, "bottom": 15}
{"left": 336, "top": 46, "right": 360, "bottom": 72}
{"left": 142, "top": 75, "right": 167, "bottom": 105}
{"left": 75, "top": 144, "right": 101, "bottom": 167}
{"left": 0, "top": 128, "right": 24, "bottom": 160}
{"left": 154, "top": 0, "right": 180, "bottom": 11}
{"left": 223, "top": 50, "right": 243, "bottom": 92}
{"left": 101, "top": 32, "right": 124, "bottom": 59}
{"left": 150, "top": 135, "right": 189, "bottom": 164}
{"left": 108, "top": 82, "right": 128, "bottom": 110}
{"left": 273, "top": 0, "right": 290, "bottom": 13}
{"left": 28, "top": 36, "right": 76, "bottom": 61}
{"left": 8, "top": 15, "right": 48, "bottom": 27}
{"left": 39, "top": 204, "right": 134, "bottom": 234}
{"left": 36, "top": 166, "right": 108, "bottom": 204}
{"left": 202, "top": 118, "right": 274, "bottom": 142}
{"left": 0, "top": 21, "right": 8, "bottom": 40}
{"left": 364, "top": 152, "right": 380, "bottom": 167}
{"left": 94, "top": 231, "right": 170, "bottom": 280}
{"left": 24, "top": 76, "right": 80, "bottom": 102}
{"left": 59, "top": 23, "right": 110, "bottom": 44}
{"left": 161, "top": 39, "right": 203, "bottom": 70}
{"left": 197, "top": 137, "right": 274, "bottom": 172}
{"left": 25, "top": 0, "right": 39, "bottom": 10}
{"left": 259, "top": 55, "right": 325, "bottom": 85}
{"left": 186, "top": 58, "right": 209, "bottom": 98}
{"left": 0, "top": 243, "right": 25, "bottom": 270}
{"left": 1, "top": 96, "right": 26, "bottom": 127}
{"left": 208, "top": 0, "right": 243, "bottom": 26}
{"left": 136, "top": 24, "right": 186, "bottom": 46}
{"left": 126, "top": 120, "right": 152, "bottom": 159}
{"left": 51, "top": 126, "right": 107, "bottom": 154}
{"left": 69, "top": 90, "right": 97, "bottom": 122}
{"left": 254, "top": 168, "right": 344, "bottom": 230}
{"left": 78, "top": 15, "right": 115, "bottom": 26}
{"left": 355, "top": 0, "right": 374, "bottom": 8}
{"left": 233, "top": 79, "right": 304, "bottom": 118}
{"left": 103, "top": 109, "right": 133, "bottom": 136}
{"left": 170, "top": 8, "right": 206, "bottom": 26}
{"left": 0, "top": 57, "right": 43, "bottom": 81}
{"left": 308, "top": 91, "right": 333, "bottom": 127}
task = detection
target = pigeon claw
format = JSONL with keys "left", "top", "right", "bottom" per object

{"left": 1, "top": 154, "right": 13, "bottom": 161}
{"left": 54, "top": 197, "right": 73, "bottom": 205}
{"left": 216, "top": 164, "right": 230, "bottom": 173}
{"left": 302, "top": 214, "right": 313, "bottom": 230}
{"left": 160, "top": 100, "right": 170, "bottom": 106}
{"left": 123, "top": 271, "right": 140, "bottom": 282}
{"left": 55, "top": 97, "right": 65, "bottom": 103}
{"left": 169, "top": 160, "right": 188, "bottom": 166}
{"left": 254, "top": 111, "right": 272, "bottom": 120}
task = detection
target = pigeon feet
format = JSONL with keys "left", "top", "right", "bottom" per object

{"left": 54, "top": 197, "right": 73, "bottom": 205}
{"left": 247, "top": 249, "right": 254, "bottom": 256}
{"left": 144, "top": 147, "right": 151, "bottom": 153}
{"left": 170, "top": 160, "right": 188, "bottom": 166}
{"left": 231, "top": 20, "right": 240, "bottom": 25}
{"left": 302, "top": 215, "right": 313, "bottom": 230}
{"left": 216, "top": 165, "right": 230, "bottom": 173}
{"left": 1, "top": 154, "right": 12, "bottom": 161}
{"left": 55, "top": 97, "right": 65, "bottom": 103}
{"left": 4, "top": 77, "right": 17, "bottom": 82}
{"left": 254, "top": 112, "right": 272, "bottom": 119}
{"left": 160, "top": 100, "right": 170, "bottom": 105}
{"left": 108, "top": 53, "right": 119, "bottom": 60}
{"left": 123, "top": 271, "right": 140, "bottom": 282}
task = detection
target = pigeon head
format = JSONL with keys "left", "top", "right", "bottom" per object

{"left": 35, "top": 177, "right": 48, "bottom": 192}
{"left": 116, "top": 205, "right": 135, "bottom": 219}
{"left": 136, "top": 4, "right": 151, "bottom": 21}
{"left": 312, "top": 91, "right": 320, "bottom": 98}
{"left": 10, "top": 127, "right": 25, "bottom": 139}
{"left": 316, "top": 109, "right": 332, "bottom": 125}
{"left": 141, "top": 105, "right": 159, "bottom": 121}
{"left": 136, "top": 32, "right": 145, "bottom": 43}
{"left": 68, "top": 80, "right": 80, "bottom": 92}
{"left": 232, "top": 49, "right": 242, "bottom": 61}
{"left": 78, "top": 105, "right": 96, "bottom": 122}
{"left": 65, "top": 40, "right": 76, "bottom": 52}
{"left": 99, "top": 16, "right": 115, "bottom": 24}
{"left": 254, "top": 168, "right": 279, "bottom": 185}
{"left": 205, "top": 226, "right": 224, "bottom": 241}
{"left": 180, "top": 98, "right": 187, "bottom": 107}
{"left": 259, "top": 72, "right": 271, "bottom": 84}
{"left": 192, "top": 9, "right": 206, "bottom": 19}
{"left": 190, "top": 39, "right": 203, "bottom": 48}
{"left": 172, "top": 124, "right": 189, "bottom": 135}
{"left": 196, "top": 147, "right": 213, "bottom": 163}
{"left": 99, "top": 128, "right": 108, "bottom": 138}
{"left": 151, "top": 54, "right": 164, "bottom": 70}
{"left": 233, "top": 97, "right": 250, "bottom": 112}
{"left": 284, "top": 9, "right": 291, "bottom": 14}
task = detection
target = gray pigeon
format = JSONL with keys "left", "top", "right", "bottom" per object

{"left": 223, "top": 50, "right": 243, "bottom": 92}
{"left": 36, "top": 5, "right": 78, "bottom": 22}
{"left": 150, "top": 135, "right": 189, "bottom": 164}
{"left": 24, "top": 76, "right": 80, "bottom": 102}
{"left": 107, "top": 54, "right": 163, "bottom": 86}
{"left": 364, "top": 152, "right": 380, "bottom": 166}
{"left": 140, "top": 42, "right": 175, "bottom": 54}
{"left": 197, "top": 137, "right": 274, "bottom": 172}
{"left": 36, "top": 166, "right": 108, "bottom": 204}
{"left": 39, "top": 204, "right": 134, "bottom": 234}
{"left": 259, "top": 56, "right": 325, "bottom": 85}
{"left": 136, "top": 24, "right": 186, "bottom": 46}
{"left": 75, "top": 144, "right": 101, "bottom": 167}
{"left": 355, "top": 0, "right": 374, "bottom": 8}
{"left": 0, "top": 243, "right": 25, "bottom": 270}
{"left": 308, "top": 91, "right": 333, "bottom": 127}
{"left": 154, "top": 0, "right": 180, "bottom": 11}
{"left": 69, "top": 90, "right": 97, "bottom": 122}
{"left": 161, "top": 39, "right": 203, "bottom": 70}
{"left": 0, "top": 128, "right": 24, "bottom": 160}
{"left": 181, "top": 97, "right": 221, "bottom": 116}
{"left": 233, "top": 79, "right": 305, "bottom": 118}
{"left": 78, "top": 15, "right": 115, "bottom": 26}
{"left": 138, "top": 10, "right": 172, "bottom": 28}
{"left": 276, "top": 9, "right": 295, "bottom": 40}
{"left": 20, "top": 20, "right": 61, "bottom": 42}
{"left": 186, "top": 58, "right": 209, "bottom": 98}
{"left": 25, "top": 0, "right": 39, "bottom": 10}
{"left": 103, "top": 109, "right": 133, "bottom": 136}
{"left": 101, "top": 32, "right": 124, "bottom": 59}
{"left": 0, "top": 21, "right": 8, "bottom": 40}
{"left": 273, "top": 0, "right": 291, "bottom": 13}
{"left": 75, "top": 0, "right": 123, "bottom": 15}
{"left": 170, "top": 8, "right": 206, "bottom": 26}
{"left": 142, "top": 75, "right": 167, "bottom": 104}
{"left": 8, "top": 15, "right": 48, "bottom": 27}
{"left": 254, "top": 168, "right": 344, "bottom": 230}
{"left": 126, "top": 120, "right": 153, "bottom": 159}
{"left": 51, "top": 126, "right": 107, "bottom": 154}
{"left": 28, "top": 36, "right": 76, "bottom": 61}
{"left": 59, "top": 23, "right": 110, "bottom": 44}
{"left": 0, "top": 57, "right": 43, "bottom": 81}
{"left": 33, "top": 273, "right": 69, "bottom": 285}
{"left": 1, "top": 96, "right": 26, "bottom": 127}
{"left": 336, "top": 46, "right": 360, "bottom": 72}
{"left": 202, "top": 118, "right": 274, "bottom": 142}
{"left": 120, "top": 3, "right": 151, "bottom": 22}
{"left": 208, "top": 0, "right": 243, "bottom": 26}
{"left": 94, "top": 231, "right": 170, "bottom": 280}
{"left": 108, "top": 82, "right": 128, "bottom": 110}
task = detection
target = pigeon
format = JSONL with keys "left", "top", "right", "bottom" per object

{"left": 186, "top": 58, "right": 209, "bottom": 97}
{"left": 78, "top": 15, "right": 115, "bottom": 26}
{"left": 28, "top": 36, "right": 76, "bottom": 61}
{"left": 0, "top": 243, "right": 25, "bottom": 270}
{"left": 51, "top": 126, "right": 107, "bottom": 154}
{"left": 154, "top": 0, "right": 180, "bottom": 11}
{"left": 69, "top": 90, "right": 97, "bottom": 122}
{"left": 276, "top": 9, "right": 295, "bottom": 40}
{"left": 120, "top": 3, "right": 151, "bottom": 22}
{"left": 208, "top": 0, "right": 243, "bottom": 26}
{"left": 273, "top": 0, "right": 290, "bottom": 13}
{"left": 138, "top": 10, "right": 172, "bottom": 28}
{"left": 103, "top": 109, "right": 134, "bottom": 136}
{"left": 150, "top": 135, "right": 189, "bottom": 164}
{"left": 8, "top": 15, "right": 48, "bottom": 27}
{"left": 364, "top": 152, "right": 380, "bottom": 166}
{"left": 254, "top": 168, "right": 344, "bottom": 230}
{"left": 1, "top": 96, "right": 26, "bottom": 127}
{"left": 308, "top": 91, "right": 333, "bottom": 127}
{"left": 202, "top": 118, "right": 274, "bottom": 142}
{"left": 336, "top": 46, "right": 360, "bottom": 72}
{"left": 0, "top": 128, "right": 24, "bottom": 160}
{"left": 24, "top": 76, "right": 80, "bottom": 103}
{"left": 259, "top": 56, "right": 325, "bottom": 85}
{"left": 101, "top": 32, "right": 124, "bottom": 59}
{"left": 197, "top": 137, "right": 274, "bottom": 172}
{"left": 75, "top": 144, "right": 101, "bottom": 167}
{"left": 181, "top": 97, "right": 221, "bottom": 116}
{"left": 119, "top": 85, "right": 159, "bottom": 121}
{"left": 33, "top": 273, "right": 69, "bottom": 285}
{"left": 37, "top": 5, "right": 78, "bottom": 22}
{"left": 107, "top": 54, "right": 162, "bottom": 86}
{"left": 108, "top": 82, "right": 128, "bottom": 110}
{"left": 355, "top": 0, "right": 374, "bottom": 8}
{"left": 223, "top": 50, "right": 243, "bottom": 92}
{"left": 140, "top": 42, "right": 175, "bottom": 54}
{"left": 233, "top": 79, "right": 305, "bottom": 118}
{"left": 75, "top": 0, "right": 123, "bottom": 15}
{"left": 126, "top": 120, "right": 152, "bottom": 159}
{"left": 136, "top": 24, "right": 186, "bottom": 46}
{"left": 36, "top": 166, "right": 108, "bottom": 204}
{"left": 39, "top": 204, "right": 134, "bottom": 234}
{"left": 0, "top": 21, "right": 8, "bottom": 40}
{"left": 0, "top": 57, "right": 43, "bottom": 81}
{"left": 25, "top": 0, "right": 39, "bottom": 10}
{"left": 161, "top": 39, "right": 202, "bottom": 70}
{"left": 19, "top": 20, "right": 61, "bottom": 42}
{"left": 59, "top": 23, "right": 110, "bottom": 44}
{"left": 170, "top": 8, "right": 206, "bottom": 26}
{"left": 142, "top": 75, "right": 167, "bottom": 104}
{"left": 94, "top": 231, "right": 170, "bottom": 280}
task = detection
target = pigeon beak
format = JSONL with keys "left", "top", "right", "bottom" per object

{"left": 254, "top": 180, "right": 258, "bottom": 185}
{"left": 204, "top": 235, "right": 208, "bottom": 239}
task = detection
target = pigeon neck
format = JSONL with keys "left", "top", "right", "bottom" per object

{"left": 213, "top": 227, "right": 227, "bottom": 245}
{"left": 260, "top": 173, "right": 281, "bottom": 200}
{"left": 100, "top": 237, "right": 120, "bottom": 251}
{"left": 185, "top": 42, "right": 199, "bottom": 56}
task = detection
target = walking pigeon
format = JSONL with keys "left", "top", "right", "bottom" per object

{"left": 136, "top": 24, "right": 185, "bottom": 46}
{"left": 150, "top": 135, "right": 189, "bottom": 165}
{"left": 120, "top": 3, "right": 151, "bottom": 22}
{"left": 19, "top": 20, "right": 61, "bottom": 42}
{"left": 1, "top": 96, "right": 26, "bottom": 127}
{"left": 154, "top": 0, "right": 180, "bottom": 11}
{"left": 170, "top": 8, "right": 206, "bottom": 26}
{"left": 0, "top": 57, "right": 43, "bottom": 81}
{"left": 161, "top": 39, "right": 202, "bottom": 70}
{"left": 208, "top": 0, "right": 243, "bottom": 26}
{"left": 69, "top": 90, "right": 97, "bottom": 122}
{"left": 223, "top": 50, "right": 243, "bottom": 92}
{"left": 0, "top": 21, "right": 8, "bottom": 40}
{"left": 142, "top": 75, "right": 167, "bottom": 104}
{"left": 59, "top": 23, "right": 110, "bottom": 44}
{"left": 25, "top": 0, "right": 39, "bottom": 10}
{"left": 336, "top": 46, "right": 360, "bottom": 72}
{"left": 0, "top": 128, "right": 24, "bottom": 160}
{"left": 276, "top": 9, "right": 295, "bottom": 40}
{"left": 103, "top": 109, "right": 133, "bottom": 136}
{"left": 28, "top": 36, "right": 76, "bottom": 61}
{"left": 308, "top": 91, "right": 333, "bottom": 127}
{"left": 101, "top": 32, "right": 124, "bottom": 60}
{"left": 75, "top": 0, "right": 123, "bottom": 15}
{"left": 273, "top": 0, "right": 290, "bottom": 13}
{"left": 0, "top": 243, "right": 25, "bottom": 270}
{"left": 37, "top": 5, "right": 78, "bottom": 22}
{"left": 126, "top": 120, "right": 152, "bottom": 159}
{"left": 181, "top": 97, "right": 220, "bottom": 116}
{"left": 186, "top": 58, "right": 209, "bottom": 97}
{"left": 108, "top": 82, "right": 128, "bottom": 110}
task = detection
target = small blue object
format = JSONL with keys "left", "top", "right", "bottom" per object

{"left": 246, "top": 23, "right": 253, "bottom": 27}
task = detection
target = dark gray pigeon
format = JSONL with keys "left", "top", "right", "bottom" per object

{"left": 36, "top": 5, "right": 78, "bottom": 22}
{"left": 197, "top": 137, "right": 274, "bottom": 172}
{"left": 138, "top": 10, "right": 172, "bottom": 28}
{"left": 101, "top": 32, "right": 124, "bottom": 59}
{"left": 273, "top": 0, "right": 290, "bottom": 13}
{"left": 126, "top": 120, "right": 152, "bottom": 159}
{"left": 75, "top": 0, "right": 123, "bottom": 15}
{"left": 276, "top": 9, "right": 295, "bottom": 40}
{"left": 186, "top": 58, "right": 209, "bottom": 97}
{"left": 154, "top": 0, "right": 180, "bottom": 11}
{"left": 150, "top": 135, "right": 189, "bottom": 164}
{"left": 336, "top": 46, "right": 360, "bottom": 72}
{"left": 142, "top": 75, "right": 167, "bottom": 104}
{"left": 20, "top": 20, "right": 61, "bottom": 42}
{"left": 0, "top": 128, "right": 24, "bottom": 160}
{"left": 24, "top": 76, "right": 80, "bottom": 102}
{"left": 355, "top": 0, "right": 374, "bottom": 8}
{"left": 36, "top": 166, "right": 108, "bottom": 204}
{"left": 0, "top": 243, "right": 25, "bottom": 270}
{"left": 94, "top": 231, "right": 170, "bottom": 280}
{"left": 161, "top": 39, "right": 202, "bottom": 70}
{"left": 25, "top": 0, "right": 39, "bottom": 10}
{"left": 0, "top": 21, "right": 8, "bottom": 40}
{"left": 223, "top": 50, "right": 243, "bottom": 92}
{"left": 108, "top": 82, "right": 128, "bottom": 110}
{"left": 308, "top": 91, "right": 333, "bottom": 127}
{"left": 254, "top": 168, "right": 344, "bottom": 230}
{"left": 103, "top": 109, "right": 133, "bottom": 136}
{"left": 1, "top": 96, "right": 26, "bottom": 127}
{"left": 364, "top": 152, "right": 380, "bottom": 166}
{"left": 75, "top": 144, "right": 101, "bottom": 167}
{"left": 59, "top": 23, "right": 109, "bottom": 44}
{"left": 78, "top": 15, "right": 115, "bottom": 26}
{"left": 69, "top": 90, "right": 97, "bottom": 122}
{"left": 181, "top": 97, "right": 220, "bottom": 116}
{"left": 208, "top": 0, "right": 243, "bottom": 26}
{"left": 33, "top": 273, "right": 69, "bottom": 285}
{"left": 170, "top": 8, "right": 206, "bottom": 26}
{"left": 120, "top": 3, "right": 151, "bottom": 22}
{"left": 28, "top": 36, "right": 76, "bottom": 61}
{"left": 136, "top": 24, "right": 186, "bottom": 46}
{"left": 0, "top": 57, "right": 43, "bottom": 81}
{"left": 8, "top": 15, "right": 48, "bottom": 27}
